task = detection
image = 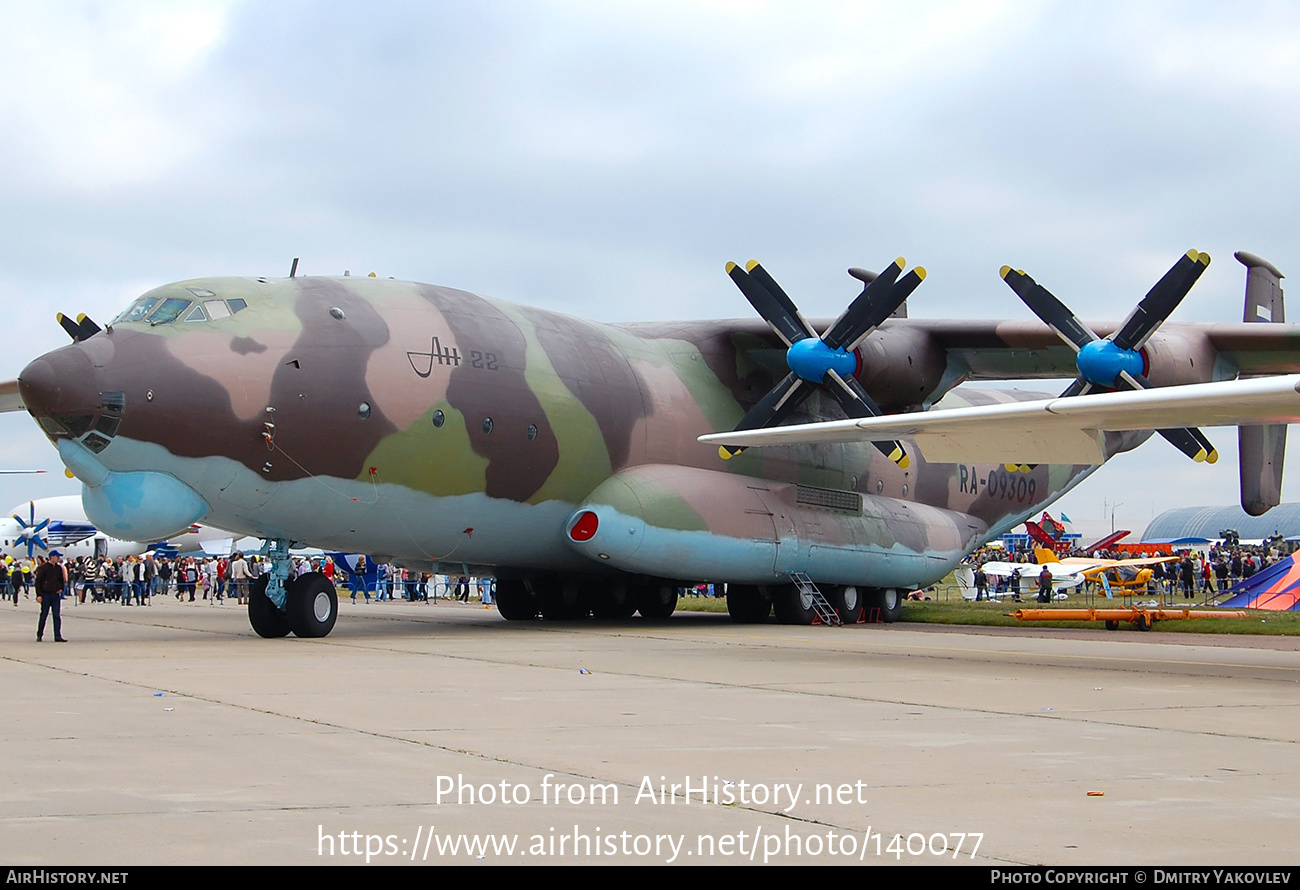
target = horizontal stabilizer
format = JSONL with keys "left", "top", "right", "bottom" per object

{"left": 699, "top": 375, "right": 1300, "bottom": 465}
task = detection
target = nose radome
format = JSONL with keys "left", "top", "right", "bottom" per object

{"left": 18, "top": 346, "right": 99, "bottom": 418}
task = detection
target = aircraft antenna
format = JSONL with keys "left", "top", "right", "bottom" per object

{"left": 289, "top": 257, "right": 299, "bottom": 278}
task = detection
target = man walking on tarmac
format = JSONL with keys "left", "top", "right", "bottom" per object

{"left": 36, "top": 550, "right": 67, "bottom": 642}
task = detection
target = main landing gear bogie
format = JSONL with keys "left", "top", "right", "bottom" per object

{"left": 248, "top": 573, "right": 338, "bottom": 639}
{"left": 730, "top": 583, "right": 903, "bottom": 626}
{"left": 493, "top": 574, "right": 680, "bottom": 622}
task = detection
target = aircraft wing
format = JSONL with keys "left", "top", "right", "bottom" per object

{"left": 0, "top": 380, "right": 22, "bottom": 414}
{"left": 44, "top": 520, "right": 98, "bottom": 548}
{"left": 699, "top": 374, "right": 1300, "bottom": 464}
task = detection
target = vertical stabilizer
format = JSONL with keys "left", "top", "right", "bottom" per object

{"left": 1236, "top": 251, "right": 1287, "bottom": 515}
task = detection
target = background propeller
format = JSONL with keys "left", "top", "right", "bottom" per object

{"left": 13, "top": 501, "right": 50, "bottom": 559}
{"left": 1002, "top": 249, "right": 1218, "bottom": 463}
{"left": 719, "top": 258, "right": 924, "bottom": 467}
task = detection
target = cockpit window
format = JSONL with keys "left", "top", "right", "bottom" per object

{"left": 146, "top": 297, "right": 193, "bottom": 325}
{"left": 113, "top": 289, "right": 252, "bottom": 325}
{"left": 203, "top": 299, "right": 231, "bottom": 320}
{"left": 113, "top": 296, "right": 161, "bottom": 323}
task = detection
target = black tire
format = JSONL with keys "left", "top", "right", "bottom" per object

{"left": 495, "top": 579, "right": 538, "bottom": 620}
{"left": 1104, "top": 619, "right": 1120, "bottom": 631}
{"left": 726, "top": 584, "right": 771, "bottom": 624}
{"left": 1135, "top": 612, "right": 1152, "bottom": 631}
{"left": 865, "top": 587, "right": 903, "bottom": 623}
{"left": 536, "top": 576, "right": 587, "bottom": 620}
{"left": 828, "top": 585, "right": 864, "bottom": 624}
{"left": 636, "top": 581, "right": 677, "bottom": 619}
{"left": 286, "top": 572, "right": 337, "bottom": 638}
{"left": 771, "top": 583, "right": 816, "bottom": 625}
{"left": 590, "top": 580, "right": 638, "bottom": 619}
{"left": 248, "top": 576, "right": 290, "bottom": 638}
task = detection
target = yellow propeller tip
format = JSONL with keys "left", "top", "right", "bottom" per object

{"left": 897, "top": 455, "right": 910, "bottom": 469}
{"left": 893, "top": 257, "right": 906, "bottom": 269}
{"left": 999, "top": 265, "right": 1012, "bottom": 279}
{"left": 914, "top": 266, "right": 927, "bottom": 281}
{"left": 745, "top": 259, "right": 760, "bottom": 272}
{"left": 725, "top": 261, "right": 737, "bottom": 273}
{"left": 1206, "top": 449, "right": 1219, "bottom": 464}
{"left": 718, "top": 445, "right": 735, "bottom": 461}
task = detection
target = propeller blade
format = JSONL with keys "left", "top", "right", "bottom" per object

{"left": 1111, "top": 250, "right": 1210, "bottom": 351}
{"left": 1116, "top": 371, "right": 1219, "bottom": 463}
{"left": 824, "top": 370, "right": 910, "bottom": 467}
{"left": 76, "top": 313, "right": 103, "bottom": 340}
{"left": 821, "top": 258, "right": 906, "bottom": 350}
{"left": 842, "top": 266, "right": 927, "bottom": 353}
{"left": 743, "top": 261, "right": 816, "bottom": 342}
{"left": 1000, "top": 266, "right": 1100, "bottom": 352}
{"left": 718, "top": 373, "right": 816, "bottom": 459}
{"left": 1059, "top": 378, "right": 1095, "bottom": 398}
{"left": 56, "top": 313, "right": 81, "bottom": 342}
{"left": 726, "top": 262, "right": 811, "bottom": 347}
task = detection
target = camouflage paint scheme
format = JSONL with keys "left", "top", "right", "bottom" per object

{"left": 17, "top": 275, "right": 1300, "bottom": 599}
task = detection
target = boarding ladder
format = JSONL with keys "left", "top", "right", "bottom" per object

{"left": 790, "top": 572, "right": 840, "bottom": 626}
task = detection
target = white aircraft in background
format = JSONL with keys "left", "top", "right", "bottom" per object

{"left": 1, "top": 496, "right": 242, "bottom": 561}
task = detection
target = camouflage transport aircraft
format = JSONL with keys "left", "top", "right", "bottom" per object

{"left": 6, "top": 249, "right": 1300, "bottom": 638}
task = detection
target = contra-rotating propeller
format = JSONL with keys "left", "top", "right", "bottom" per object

{"left": 56, "top": 312, "right": 102, "bottom": 343}
{"left": 1001, "top": 248, "right": 1218, "bottom": 464}
{"left": 718, "top": 257, "right": 926, "bottom": 466}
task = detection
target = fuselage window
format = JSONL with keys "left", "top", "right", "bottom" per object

{"left": 183, "top": 304, "right": 208, "bottom": 323}
{"left": 228, "top": 298, "right": 248, "bottom": 314}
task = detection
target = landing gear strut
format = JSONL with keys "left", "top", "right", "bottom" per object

{"left": 247, "top": 539, "right": 338, "bottom": 638}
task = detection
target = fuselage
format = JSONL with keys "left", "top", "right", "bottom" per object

{"left": 17, "top": 275, "right": 1119, "bottom": 589}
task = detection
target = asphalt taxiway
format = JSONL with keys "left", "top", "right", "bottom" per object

{"left": 2, "top": 596, "right": 1297, "bottom": 865}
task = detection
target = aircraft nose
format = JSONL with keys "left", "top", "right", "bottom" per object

{"left": 19, "top": 346, "right": 100, "bottom": 425}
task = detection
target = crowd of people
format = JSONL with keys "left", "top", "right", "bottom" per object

{"left": 963, "top": 538, "right": 1296, "bottom": 603}
{"left": 3, "top": 550, "right": 498, "bottom": 632}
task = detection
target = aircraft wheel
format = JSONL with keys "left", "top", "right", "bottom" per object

{"left": 726, "top": 584, "right": 771, "bottom": 624}
{"left": 248, "top": 576, "right": 290, "bottom": 638}
{"left": 590, "top": 580, "right": 637, "bottom": 619}
{"left": 828, "top": 585, "right": 864, "bottom": 624}
{"left": 865, "top": 587, "right": 903, "bottom": 623}
{"left": 636, "top": 580, "right": 677, "bottom": 619}
{"left": 772, "top": 583, "right": 816, "bottom": 625}
{"left": 287, "top": 572, "right": 337, "bottom": 638}
{"left": 495, "top": 579, "right": 538, "bottom": 620}
{"left": 536, "top": 576, "right": 587, "bottom": 620}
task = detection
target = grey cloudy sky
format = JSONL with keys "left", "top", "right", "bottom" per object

{"left": 2, "top": 1, "right": 1299, "bottom": 538}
